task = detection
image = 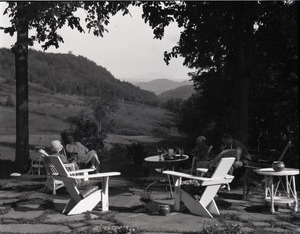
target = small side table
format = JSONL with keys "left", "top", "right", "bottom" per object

{"left": 144, "top": 154, "right": 189, "bottom": 198}
{"left": 255, "top": 168, "right": 299, "bottom": 213}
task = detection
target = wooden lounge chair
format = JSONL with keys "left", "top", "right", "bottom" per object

{"left": 163, "top": 157, "right": 235, "bottom": 218}
{"left": 195, "top": 149, "right": 237, "bottom": 176}
{"left": 27, "top": 145, "right": 45, "bottom": 175}
{"left": 49, "top": 155, "right": 120, "bottom": 215}
{"left": 39, "top": 149, "right": 90, "bottom": 195}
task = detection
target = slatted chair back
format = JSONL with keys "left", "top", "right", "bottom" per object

{"left": 163, "top": 157, "right": 235, "bottom": 218}
{"left": 197, "top": 149, "right": 237, "bottom": 169}
{"left": 39, "top": 149, "right": 75, "bottom": 194}
{"left": 49, "top": 155, "right": 120, "bottom": 215}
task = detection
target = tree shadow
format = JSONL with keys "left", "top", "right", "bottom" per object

{"left": 245, "top": 205, "right": 271, "bottom": 214}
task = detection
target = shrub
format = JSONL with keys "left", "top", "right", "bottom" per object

{"left": 62, "top": 117, "right": 106, "bottom": 151}
{"left": 201, "top": 222, "right": 242, "bottom": 234}
{"left": 151, "top": 127, "right": 169, "bottom": 137}
{"left": 93, "top": 225, "right": 140, "bottom": 234}
{"left": 126, "top": 142, "right": 147, "bottom": 166}
{"left": 105, "top": 144, "right": 129, "bottom": 165}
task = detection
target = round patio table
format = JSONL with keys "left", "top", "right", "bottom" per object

{"left": 145, "top": 154, "right": 189, "bottom": 165}
{"left": 255, "top": 168, "right": 299, "bottom": 213}
{"left": 144, "top": 154, "right": 189, "bottom": 198}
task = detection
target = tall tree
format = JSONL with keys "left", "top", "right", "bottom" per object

{"left": 1, "top": 1, "right": 131, "bottom": 172}
{"left": 13, "top": 2, "right": 29, "bottom": 171}
{"left": 85, "top": 94, "right": 118, "bottom": 132}
{"left": 140, "top": 1, "right": 297, "bottom": 145}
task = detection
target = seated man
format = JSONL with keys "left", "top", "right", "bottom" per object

{"left": 65, "top": 135, "right": 100, "bottom": 172}
{"left": 221, "top": 133, "right": 251, "bottom": 185}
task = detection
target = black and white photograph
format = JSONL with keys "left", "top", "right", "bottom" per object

{"left": 0, "top": 1, "right": 299, "bottom": 233}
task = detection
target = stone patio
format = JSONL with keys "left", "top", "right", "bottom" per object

{"left": 0, "top": 174, "right": 299, "bottom": 233}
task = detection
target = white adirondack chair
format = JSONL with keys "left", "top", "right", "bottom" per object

{"left": 49, "top": 155, "right": 120, "bottom": 215}
{"left": 163, "top": 157, "right": 235, "bottom": 218}
{"left": 39, "top": 149, "right": 93, "bottom": 195}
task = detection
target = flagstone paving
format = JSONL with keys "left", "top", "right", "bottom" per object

{"left": 0, "top": 174, "right": 299, "bottom": 233}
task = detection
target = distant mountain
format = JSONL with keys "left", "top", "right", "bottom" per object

{"left": 159, "top": 85, "right": 195, "bottom": 101}
{"left": 124, "top": 72, "right": 185, "bottom": 83}
{"left": 136, "top": 78, "right": 192, "bottom": 95}
{"left": 0, "top": 48, "right": 159, "bottom": 106}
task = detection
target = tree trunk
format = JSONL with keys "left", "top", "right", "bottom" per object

{"left": 14, "top": 20, "right": 29, "bottom": 172}
{"left": 233, "top": 3, "right": 253, "bottom": 146}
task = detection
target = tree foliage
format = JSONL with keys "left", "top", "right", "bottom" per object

{"left": 3, "top": 1, "right": 132, "bottom": 50}
{"left": 140, "top": 1, "right": 298, "bottom": 149}
{"left": 84, "top": 95, "right": 119, "bottom": 132}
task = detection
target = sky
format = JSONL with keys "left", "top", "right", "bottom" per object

{"left": 0, "top": 3, "right": 193, "bottom": 82}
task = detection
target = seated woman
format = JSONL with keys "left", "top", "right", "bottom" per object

{"left": 50, "top": 140, "right": 79, "bottom": 170}
{"left": 65, "top": 135, "right": 100, "bottom": 172}
{"left": 191, "top": 136, "right": 213, "bottom": 160}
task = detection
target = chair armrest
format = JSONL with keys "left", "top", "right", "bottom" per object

{"left": 69, "top": 172, "right": 121, "bottom": 180}
{"left": 68, "top": 169, "right": 95, "bottom": 174}
{"left": 163, "top": 170, "right": 212, "bottom": 182}
{"left": 53, "top": 172, "right": 121, "bottom": 182}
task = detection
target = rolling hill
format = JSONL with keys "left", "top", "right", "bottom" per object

{"left": 136, "top": 78, "right": 192, "bottom": 95}
{"left": 158, "top": 85, "right": 195, "bottom": 101}
{"left": 0, "top": 48, "right": 159, "bottom": 106}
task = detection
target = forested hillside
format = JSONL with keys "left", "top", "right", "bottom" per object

{"left": 159, "top": 85, "right": 195, "bottom": 101}
{"left": 0, "top": 48, "right": 159, "bottom": 105}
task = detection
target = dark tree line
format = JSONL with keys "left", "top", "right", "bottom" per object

{"left": 140, "top": 1, "right": 298, "bottom": 150}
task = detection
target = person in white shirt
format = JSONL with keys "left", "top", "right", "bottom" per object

{"left": 65, "top": 135, "right": 100, "bottom": 172}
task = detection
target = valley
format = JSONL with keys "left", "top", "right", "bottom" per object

{"left": 0, "top": 78, "right": 178, "bottom": 161}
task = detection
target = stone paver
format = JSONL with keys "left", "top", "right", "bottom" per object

{"left": 45, "top": 213, "right": 87, "bottom": 223}
{"left": 0, "top": 224, "right": 72, "bottom": 233}
{"left": 110, "top": 193, "right": 143, "bottom": 210}
{"left": 114, "top": 212, "right": 218, "bottom": 233}
{"left": 1, "top": 208, "right": 44, "bottom": 220}
{"left": 0, "top": 175, "right": 299, "bottom": 234}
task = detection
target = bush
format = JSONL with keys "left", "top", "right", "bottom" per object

{"left": 104, "top": 144, "right": 129, "bottom": 165}
{"left": 126, "top": 142, "right": 147, "bottom": 166}
{"left": 93, "top": 225, "right": 140, "bottom": 234}
{"left": 151, "top": 127, "right": 169, "bottom": 137}
{"left": 62, "top": 117, "right": 106, "bottom": 151}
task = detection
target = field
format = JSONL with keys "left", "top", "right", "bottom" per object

{"left": 0, "top": 78, "right": 179, "bottom": 161}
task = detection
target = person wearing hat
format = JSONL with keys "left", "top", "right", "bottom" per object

{"left": 191, "top": 136, "right": 212, "bottom": 160}
{"left": 65, "top": 135, "right": 100, "bottom": 172}
{"left": 50, "top": 140, "right": 80, "bottom": 169}
{"left": 50, "top": 140, "right": 69, "bottom": 163}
